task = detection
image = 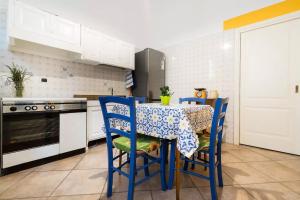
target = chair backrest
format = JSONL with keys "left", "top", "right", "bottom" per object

{"left": 99, "top": 96, "right": 137, "bottom": 152}
{"left": 179, "top": 97, "right": 206, "bottom": 105}
{"left": 209, "top": 97, "right": 229, "bottom": 151}
{"left": 134, "top": 96, "right": 146, "bottom": 104}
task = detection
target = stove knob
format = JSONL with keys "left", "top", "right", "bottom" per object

{"left": 50, "top": 105, "right": 55, "bottom": 110}
{"left": 44, "top": 105, "right": 50, "bottom": 110}
{"left": 25, "top": 106, "right": 31, "bottom": 111}
{"left": 10, "top": 106, "right": 17, "bottom": 112}
{"left": 32, "top": 106, "right": 38, "bottom": 110}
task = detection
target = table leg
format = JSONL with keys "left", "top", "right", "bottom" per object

{"left": 175, "top": 147, "right": 181, "bottom": 200}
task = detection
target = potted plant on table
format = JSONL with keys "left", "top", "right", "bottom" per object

{"left": 5, "top": 63, "right": 31, "bottom": 97}
{"left": 160, "top": 86, "right": 173, "bottom": 106}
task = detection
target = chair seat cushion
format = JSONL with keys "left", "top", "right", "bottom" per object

{"left": 197, "top": 134, "right": 210, "bottom": 151}
{"left": 113, "top": 134, "right": 160, "bottom": 153}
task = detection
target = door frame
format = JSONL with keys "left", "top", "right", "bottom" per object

{"left": 233, "top": 11, "right": 300, "bottom": 145}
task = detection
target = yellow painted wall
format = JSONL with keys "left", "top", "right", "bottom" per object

{"left": 224, "top": 0, "right": 300, "bottom": 30}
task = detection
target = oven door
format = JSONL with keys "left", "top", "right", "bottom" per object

{"left": 2, "top": 111, "right": 59, "bottom": 154}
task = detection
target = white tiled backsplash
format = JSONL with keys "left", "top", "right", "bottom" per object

{"left": 162, "top": 31, "right": 236, "bottom": 143}
{"left": 0, "top": 2, "right": 127, "bottom": 98}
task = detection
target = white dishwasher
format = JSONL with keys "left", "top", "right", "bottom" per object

{"left": 60, "top": 112, "right": 87, "bottom": 153}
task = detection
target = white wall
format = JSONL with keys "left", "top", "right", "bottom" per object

{"left": 0, "top": 1, "right": 127, "bottom": 98}
{"left": 162, "top": 30, "right": 236, "bottom": 143}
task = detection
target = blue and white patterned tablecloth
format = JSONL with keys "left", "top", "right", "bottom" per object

{"left": 111, "top": 103, "right": 213, "bottom": 157}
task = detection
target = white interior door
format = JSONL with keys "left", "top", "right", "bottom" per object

{"left": 240, "top": 18, "right": 300, "bottom": 155}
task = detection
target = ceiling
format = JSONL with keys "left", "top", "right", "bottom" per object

{"left": 21, "top": 0, "right": 282, "bottom": 49}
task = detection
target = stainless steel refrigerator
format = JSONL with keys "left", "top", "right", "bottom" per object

{"left": 132, "top": 48, "right": 165, "bottom": 102}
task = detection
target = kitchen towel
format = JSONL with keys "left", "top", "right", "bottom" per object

{"left": 125, "top": 70, "right": 134, "bottom": 88}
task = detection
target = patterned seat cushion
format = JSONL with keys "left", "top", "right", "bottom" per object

{"left": 197, "top": 134, "right": 211, "bottom": 151}
{"left": 113, "top": 134, "right": 160, "bottom": 153}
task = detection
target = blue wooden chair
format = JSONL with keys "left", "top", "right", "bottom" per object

{"left": 99, "top": 96, "right": 167, "bottom": 200}
{"left": 118, "top": 96, "right": 147, "bottom": 168}
{"left": 168, "top": 98, "right": 228, "bottom": 200}
{"left": 134, "top": 96, "right": 146, "bottom": 104}
{"left": 179, "top": 97, "right": 206, "bottom": 105}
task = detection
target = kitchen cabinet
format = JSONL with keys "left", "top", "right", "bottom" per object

{"left": 7, "top": 0, "right": 134, "bottom": 69}
{"left": 117, "top": 41, "right": 135, "bottom": 69}
{"left": 81, "top": 26, "right": 135, "bottom": 69}
{"left": 87, "top": 101, "right": 106, "bottom": 142}
{"left": 60, "top": 112, "right": 87, "bottom": 153}
{"left": 8, "top": 0, "right": 81, "bottom": 53}
{"left": 81, "top": 26, "right": 101, "bottom": 63}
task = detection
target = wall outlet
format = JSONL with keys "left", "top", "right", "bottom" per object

{"left": 41, "top": 78, "right": 47, "bottom": 83}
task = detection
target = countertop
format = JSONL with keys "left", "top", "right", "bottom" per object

{"left": 1, "top": 97, "right": 87, "bottom": 102}
{"left": 74, "top": 94, "right": 126, "bottom": 101}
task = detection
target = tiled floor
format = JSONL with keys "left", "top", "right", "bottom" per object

{"left": 1, "top": 143, "right": 300, "bottom": 200}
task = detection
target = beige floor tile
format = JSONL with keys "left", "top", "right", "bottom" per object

{"left": 227, "top": 149, "right": 270, "bottom": 162}
{"left": 152, "top": 188, "right": 204, "bottom": 200}
{"left": 167, "top": 170, "right": 196, "bottom": 189}
{"left": 17, "top": 198, "right": 48, "bottom": 200}
{"left": 49, "top": 194, "right": 100, "bottom": 200}
{"left": 52, "top": 169, "right": 107, "bottom": 196}
{"left": 223, "top": 162, "right": 273, "bottom": 184}
{"left": 198, "top": 185, "right": 254, "bottom": 200}
{"left": 241, "top": 183, "right": 300, "bottom": 200}
{"left": 101, "top": 191, "right": 152, "bottom": 200}
{"left": 222, "top": 151, "right": 243, "bottom": 163}
{"left": 35, "top": 155, "right": 83, "bottom": 171}
{"left": 76, "top": 152, "right": 108, "bottom": 169}
{"left": 106, "top": 170, "right": 151, "bottom": 192}
{"left": 248, "top": 148, "right": 300, "bottom": 161}
{"left": 277, "top": 159, "right": 300, "bottom": 173}
{"left": 249, "top": 161, "right": 300, "bottom": 181}
{"left": 102, "top": 166, "right": 167, "bottom": 193}
{"left": 0, "top": 171, "right": 69, "bottom": 199}
{"left": 222, "top": 143, "right": 241, "bottom": 151}
{"left": 88, "top": 143, "right": 107, "bottom": 153}
{"left": 189, "top": 168, "right": 236, "bottom": 187}
{"left": 281, "top": 181, "right": 300, "bottom": 195}
{"left": 0, "top": 171, "right": 30, "bottom": 194}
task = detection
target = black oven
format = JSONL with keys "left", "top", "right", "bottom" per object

{"left": 2, "top": 111, "right": 59, "bottom": 154}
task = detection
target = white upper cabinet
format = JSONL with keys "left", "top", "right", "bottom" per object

{"left": 81, "top": 26, "right": 101, "bottom": 62}
{"left": 117, "top": 41, "right": 135, "bottom": 69}
{"left": 8, "top": 0, "right": 81, "bottom": 53}
{"left": 81, "top": 26, "right": 135, "bottom": 69}
{"left": 7, "top": 0, "right": 135, "bottom": 69}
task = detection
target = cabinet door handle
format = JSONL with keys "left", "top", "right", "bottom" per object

{"left": 296, "top": 85, "right": 299, "bottom": 93}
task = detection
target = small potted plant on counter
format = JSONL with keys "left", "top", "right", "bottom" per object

{"left": 5, "top": 63, "right": 31, "bottom": 97}
{"left": 160, "top": 86, "right": 173, "bottom": 106}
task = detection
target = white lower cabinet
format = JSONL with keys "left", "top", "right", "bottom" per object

{"left": 59, "top": 112, "right": 87, "bottom": 153}
{"left": 87, "top": 102, "right": 106, "bottom": 142}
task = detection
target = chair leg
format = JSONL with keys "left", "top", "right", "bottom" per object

{"left": 167, "top": 139, "right": 176, "bottom": 189}
{"left": 159, "top": 140, "right": 167, "bottom": 191}
{"left": 127, "top": 151, "right": 136, "bottom": 200}
{"left": 165, "top": 142, "right": 169, "bottom": 164}
{"left": 209, "top": 155, "right": 218, "bottom": 200}
{"left": 191, "top": 154, "right": 195, "bottom": 170}
{"left": 118, "top": 150, "right": 123, "bottom": 175}
{"left": 204, "top": 153, "right": 208, "bottom": 171}
{"left": 217, "top": 143, "right": 223, "bottom": 187}
{"left": 107, "top": 149, "right": 114, "bottom": 197}
{"left": 183, "top": 159, "right": 189, "bottom": 171}
{"left": 143, "top": 156, "right": 149, "bottom": 177}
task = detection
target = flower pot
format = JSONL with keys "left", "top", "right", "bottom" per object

{"left": 15, "top": 82, "right": 24, "bottom": 97}
{"left": 160, "top": 96, "right": 171, "bottom": 106}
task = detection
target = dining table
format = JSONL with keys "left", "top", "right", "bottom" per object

{"left": 111, "top": 103, "right": 214, "bottom": 200}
